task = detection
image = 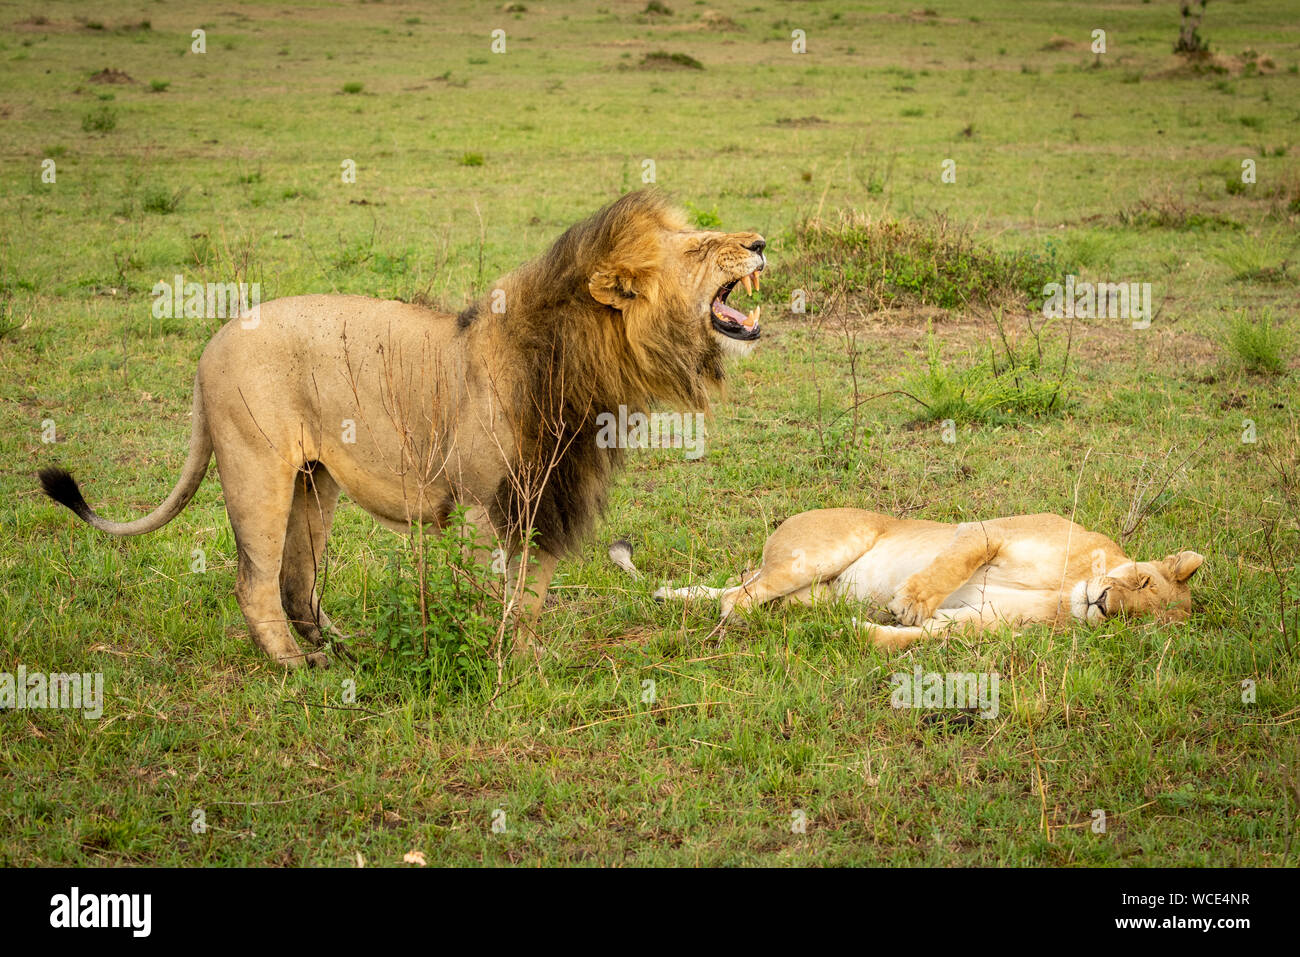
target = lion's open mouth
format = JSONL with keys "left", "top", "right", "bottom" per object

{"left": 710, "top": 270, "right": 762, "bottom": 341}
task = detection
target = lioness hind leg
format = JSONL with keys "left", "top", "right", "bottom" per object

{"left": 719, "top": 516, "right": 876, "bottom": 618}
{"left": 854, "top": 606, "right": 994, "bottom": 652}
{"left": 654, "top": 584, "right": 732, "bottom": 602}
{"left": 216, "top": 449, "right": 321, "bottom": 669}
{"left": 280, "top": 465, "right": 342, "bottom": 656}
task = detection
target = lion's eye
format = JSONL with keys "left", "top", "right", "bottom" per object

{"left": 1138, "top": 576, "right": 1151, "bottom": 589}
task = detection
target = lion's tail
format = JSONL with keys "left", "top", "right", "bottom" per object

{"left": 39, "top": 378, "right": 212, "bottom": 536}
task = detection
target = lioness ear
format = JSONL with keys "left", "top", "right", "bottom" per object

{"left": 1164, "top": 551, "right": 1204, "bottom": 583}
{"left": 589, "top": 271, "right": 638, "bottom": 310}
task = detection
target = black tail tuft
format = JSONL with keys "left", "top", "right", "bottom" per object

{"left": 38, "top": 466, "right": 94, "bottom": 522}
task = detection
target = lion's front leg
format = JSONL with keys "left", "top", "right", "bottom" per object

{"left": 507, "top": 548, "right": 557, "bottom": 659}
{"left": 888, "top": 522, "right": 1004, "bottom": 626}
{"left": 514, "top": 548, "right": 558, "bottom": 621}
{"left": 458, "top": 506, "right": 556, "bottom": 656}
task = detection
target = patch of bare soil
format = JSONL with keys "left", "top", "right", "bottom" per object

{"left": 1041, "top": 36, "right": 1083, "bottom": 52}
{"left": 89, "top": 68, "right": 135, "bottom": 85}
{"left": 821, "top": 299, "right": 1222, "bottom": 375}
{"left": 669, "top": 10, "right": 742, "bottom": 32}
{"left": 1154, "top": 50, "right": 1277, "bottom": 79}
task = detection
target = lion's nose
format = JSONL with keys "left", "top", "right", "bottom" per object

{"left": 746, "top": 238, "right": 766, "bottom": 254}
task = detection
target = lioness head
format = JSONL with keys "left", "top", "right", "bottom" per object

{"left": 1072, "top": 552, "right": 1204, "bottom": 623}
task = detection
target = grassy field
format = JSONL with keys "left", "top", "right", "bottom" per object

{"left": 2, "top": 0, "right": 1299, "bottom": 866}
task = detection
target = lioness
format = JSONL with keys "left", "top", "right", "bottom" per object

{"left": 40, "top": 190, "right": 768, "bottom": 668}
{"left": 652, "top": 510, "right": 1203, "bottom": 649}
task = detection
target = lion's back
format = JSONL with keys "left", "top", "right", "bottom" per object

{"left": 200, "top": 294, "right": 458, "bottom": 370}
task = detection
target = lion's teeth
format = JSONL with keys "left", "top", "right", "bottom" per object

{"left": 753, "top": 271, "right": 761, "bottom": 290}
{"left": 744, "top": 305, "right": 760, "bottom": 328}
{"left": 741, "top": 274, "right": 754, "bottom": 295}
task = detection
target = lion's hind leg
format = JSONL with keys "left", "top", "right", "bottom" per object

{"left": 280, "top": 464, "right": 343, "bottom": 661}
{"left": 215, "top": 441, "right": 321, "bottom": 669}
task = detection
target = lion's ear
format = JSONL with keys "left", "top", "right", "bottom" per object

{"left": 1163, "top": 551, "right": 1204, "bottom": 583}
{"left": 589, "top": 271, "right": 638, "bottom": 310}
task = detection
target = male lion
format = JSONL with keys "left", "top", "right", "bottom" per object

{"left": 650, "top": 510, "right": 1203, "bottom": 649}
{"left": 39, "top": 190, "right": 768, "bottom": 668}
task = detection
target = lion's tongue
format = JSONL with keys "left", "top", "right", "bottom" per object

{"left": 712, "top": 299, "right": 749, "bottom": 325}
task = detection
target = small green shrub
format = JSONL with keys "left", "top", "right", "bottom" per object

{"left": 342, "top": 81, "right": 364, "bottom": 94}
{"left": 1223, "top": 309, "right": 1289, "bottom": 374}
{"left": 1214, "top": 234, "right": 1294, "bottom": 283}
{"left": 1174, "top": 0, "right": 1210, "bottom": 55}
{"left": 779, "top": 213, "right": 1060, "bottom": 312}
{"left": 81, "top": 106, "right": 117, "bottom": 133}
{"left": 1116, "top": 198, "right": 1241, "bottom": 231}
{"left": 373, "top": 507, "right": 503, "bottom": 694}
{"left": 904, "top": 318, "right": 1072, "bottom": 424}
{"left": 459, "top": 152, "right": 485, "bottom": 166}
{"left": 686, "top": 202, "right": 721, "bottom": 229}
{"left": 141, "top": 186, "right": 185, "bottom": 214}
{"left": 641, "top": 50, "right": 703, "bottom": 70}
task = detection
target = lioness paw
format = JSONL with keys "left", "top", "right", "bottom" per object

{"left": 888, "top": 589, "right": 937, "bottom": 626}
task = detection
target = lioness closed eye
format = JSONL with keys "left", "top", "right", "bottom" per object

{"left": 38, "top": 190, "right": 768, "bottom": 668}
{"left": 651, "top": 509, "right": 1203, "bottom": 650}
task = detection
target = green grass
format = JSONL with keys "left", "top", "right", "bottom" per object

{"left": 1, "top": 0, "right": 1298, "bottom": 867}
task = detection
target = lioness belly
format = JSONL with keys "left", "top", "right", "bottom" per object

{"left": 831, "top": 540, "right": 1064, "bottom": 623}
{"left": 942, "top": 581, "right": 1064, "bottom": 621}
{"left": 832, "top": 537, "right": 936, "bottom": 603}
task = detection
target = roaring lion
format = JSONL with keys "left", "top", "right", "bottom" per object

{"left": 39, "top": 190, "right": 769, "bottom": 668}
{"left": 649, "top": 510, "right": 1203, "bottom": 649}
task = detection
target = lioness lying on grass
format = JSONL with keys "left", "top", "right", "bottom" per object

{"left": 648, "top": 509, "right": 1203, "bottom": 649}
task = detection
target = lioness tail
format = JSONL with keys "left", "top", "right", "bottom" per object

{"left": 38, "top": 379, "right": 213, "bottom": 536}
{"left": 608, "top": 539, "right": 639, "bottom": 579}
